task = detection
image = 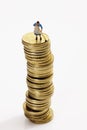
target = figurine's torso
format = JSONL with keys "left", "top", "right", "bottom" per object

{"left": 34, "top": 25, "right": 41, "bottom": 35}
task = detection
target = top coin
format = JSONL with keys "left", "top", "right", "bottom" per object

{"left": 22, "top": 32, "right": 49, "bottom": 45}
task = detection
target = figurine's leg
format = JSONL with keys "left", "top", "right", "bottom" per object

{"left": 34, "top": 33, "right": 38, "bottom": 40}
{"left": 36, "top": 35, "right": 38, "bottom": 40}
{"left": 40, "top": 35, "right": 42, "bottom": 41}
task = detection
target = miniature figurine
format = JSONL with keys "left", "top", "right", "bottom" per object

{"left": 33, "top": 21, "right": 43, "bottom": 41}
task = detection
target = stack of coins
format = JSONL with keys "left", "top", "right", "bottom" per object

{"left": 22, "top": 32, "right": 54, "bottom": 124}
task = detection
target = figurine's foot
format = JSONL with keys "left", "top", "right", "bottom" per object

{"left": 40, "top": 37, "right": 42, "bottom": 41}
{"left": 36, "top": 37, "right": 38, "bottom": 40}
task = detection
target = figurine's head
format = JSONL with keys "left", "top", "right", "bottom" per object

{"left": 36, "top": 21, "right": 40, "bottom": 26}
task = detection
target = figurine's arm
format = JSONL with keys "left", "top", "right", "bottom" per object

{"left": 39, "top": 24, "right": 43, "bottom": 30}
{"left": 33, "top": 23, "right": 36, "bottom": 26}
{"left": 39, "top": 24, "right": 43, "bottom": 33}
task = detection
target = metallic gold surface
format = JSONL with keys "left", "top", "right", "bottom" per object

{"left": 22, "top": 32, "right": 54, "bottom": 124}
{"left": 22, "top": 32, "right": 49, "bottom": 45}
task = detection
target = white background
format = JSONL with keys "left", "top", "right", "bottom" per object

{"left": 0, "top": 0, "right": 87, "bottom": 129}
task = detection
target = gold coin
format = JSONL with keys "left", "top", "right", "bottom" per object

{"left": 22, "top": 32, "right": 49, "bottom": 45}
{"left": 27, "top": 75, "right": 53, "bottom": 84}
{"left": 26, "top": 80, "right": 52, "bottom": 89}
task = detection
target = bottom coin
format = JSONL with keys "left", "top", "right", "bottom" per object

{"left": 23, "top": 102, "right": 53, "bottom": 124}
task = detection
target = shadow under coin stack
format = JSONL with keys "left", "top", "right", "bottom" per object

{"left": 22, "top": 32, "right": 54, "bottom": 124}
